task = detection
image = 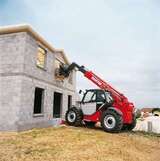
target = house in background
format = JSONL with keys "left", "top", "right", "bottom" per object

{"left": 140, "top": 107, "right": 160, "bottom": 118}
{"left": 0, "top": 24, "right": 76, "bottom": 131}
{"left": 140, "top": 108, "right": 153, "bottom": 118}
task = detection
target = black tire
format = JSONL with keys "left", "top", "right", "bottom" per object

{"left": 84, "top": 121, "right": 96, "bottom": 128}
{"left": 65, "top": 107, "right": 83, "bottom": 126}
{"left": 101, "top": 110, "right": 123, "bottom": 133}
{"left": 126, "top": 115, "right": 137, "bottom": 131}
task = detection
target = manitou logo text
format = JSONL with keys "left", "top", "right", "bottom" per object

{"left": 91, "top": 76, "right": 102, "bottom": 86}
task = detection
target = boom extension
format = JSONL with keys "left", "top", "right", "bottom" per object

{"left": 59, "top": 62, "right": 127, "bottom": 102}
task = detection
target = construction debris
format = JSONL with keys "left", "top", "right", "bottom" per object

{"left": 134, "top": 116, "right": 160, "bottom": 134}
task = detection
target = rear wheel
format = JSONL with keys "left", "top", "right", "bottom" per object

{"left": 101, "top": 110, "right": 123, "bottom": 133}
{"left": 65, "top": 107, "right": 83, "bottom": 126}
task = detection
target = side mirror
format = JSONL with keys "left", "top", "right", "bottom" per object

{"left": 79, "top": 90, "right": 82, "bottom": 94}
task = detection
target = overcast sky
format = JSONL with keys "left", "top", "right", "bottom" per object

{"left": 0, "top": 0, "right": 160, "bottom": 108}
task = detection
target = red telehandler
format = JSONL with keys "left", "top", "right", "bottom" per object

{"left": 58, "top": 62, "right": 136, "bottom": 133}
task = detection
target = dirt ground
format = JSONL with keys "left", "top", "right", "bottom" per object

{"left": 0, "top": 126, "right": 160, "bottom": 161}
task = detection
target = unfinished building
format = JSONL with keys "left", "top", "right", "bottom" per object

{"left": 0, "top": 25, "right": 76, "bottom": 131}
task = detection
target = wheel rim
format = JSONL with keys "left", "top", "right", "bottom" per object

{"left": 67, "top": 111, "right": 76, "bottom": 123}
{"left": 104, "top": 115, "right": 116, "bottom": 129}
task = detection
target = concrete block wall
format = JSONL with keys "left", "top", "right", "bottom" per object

{"left": 23, "top": 33, "right": 76, "bottom": 91}
{"left": 23, "top": 33, "right": 56, "bottom": 84}
{"left": 0, "top": 32, "right": 26, "bottom": 74}
{"left": 17, "top": 75, "right": 75, "bottom": 131}
{"left": 0, "top": 76, "right": 22, "bottom": 131}
{"left": 0, "top": 32, "right": 26, "bottom": 131}
{"left": 0, "top": 27, "right": 76, "bottom": 131}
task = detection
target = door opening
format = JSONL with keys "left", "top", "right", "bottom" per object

{"left": 33, "top": 87, "right": 44, "bottom": 114}
{"left": 53, "top": 92, "right": 62, "bottom": 118}
{"left": 68, "top": 95, "right": 72, "bottom": 109}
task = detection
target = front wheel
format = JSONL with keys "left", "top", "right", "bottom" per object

{"left": 65, "top": 107, "right": 83, "bottom": 126}
{"left": 101, "top": 110, "right": 123, "bottom": 133}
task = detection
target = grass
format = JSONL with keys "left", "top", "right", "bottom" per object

{"left": 0, "top": 126, "right": 160, "bottom": 161}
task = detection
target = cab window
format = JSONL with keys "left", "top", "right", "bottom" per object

{"left": 97, "top": 91, "right": 106, "bottom": 102}
{"left": 83, "top": 91, "right": 96, "bottom": 103}
{"left": 105, "top": 92, "right": 114, "bottom": 104}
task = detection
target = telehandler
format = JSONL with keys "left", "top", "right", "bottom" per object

{"left": 57, "top": 62, "right": 136, "bottom": 133}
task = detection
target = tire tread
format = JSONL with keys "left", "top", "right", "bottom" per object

{"left": 101, "top": 109, "right": 123, "bottom": 133}
{"left": 65, "top": 107, "right": 83, "bottom": 126}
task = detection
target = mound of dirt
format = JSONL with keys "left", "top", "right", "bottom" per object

{"left": 0, "top": 126, "right": 160, "bottom": 161}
